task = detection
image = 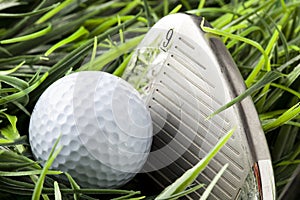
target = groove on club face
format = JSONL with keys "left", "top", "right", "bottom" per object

{"left": 123, "top": 13, "right": 275, "bottom": 200}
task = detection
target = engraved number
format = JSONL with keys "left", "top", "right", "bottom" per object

{"left": 162, "top": 29, "right": 174, "bottom": 48}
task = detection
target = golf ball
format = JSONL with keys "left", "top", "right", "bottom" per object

{"left": 29, "top": 71, "right": 153, "bottom": 188}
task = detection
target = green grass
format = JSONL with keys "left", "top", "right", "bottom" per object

{"left": 0, "top": 0, "right": 299, "bottom": 199}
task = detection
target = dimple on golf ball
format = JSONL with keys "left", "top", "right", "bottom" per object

{"left": 29, "top": 71, "right": 153, "bottom": 188}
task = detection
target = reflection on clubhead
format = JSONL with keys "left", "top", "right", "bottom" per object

{"left": 123, "top": 13, "right": 275, "bottom": 200}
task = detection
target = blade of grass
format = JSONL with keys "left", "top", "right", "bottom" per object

{"left": 77, "top": 34, "right": 144, "bottom": 71}
{"left": 0, "top": 135, "right": 27, "bottom": 147}
{"left": 226, "top": 26, "right": 265, "bottom": 49}
{"left": 276, "top": 160, "right": 300, "bottom": 167}
{"left": 0, "top": 113, "right": 18, "bottom": 136}
{"left": 157, "top": 184, "right": 204, "bottom": 200}
{"left": 0, "top": 1, "right": 26, "bottom": 11}
{"left": 275, "top": 141, "right": 300, "bottom": 176}
{"left": 117, "top": 15, "right": 124, "bottom": 44}
{"left": 0, "top": 24, "right": 52, "bottom": 44}
{"left": 0, "top": 4, "right": 59, "bottom": 18}
{"left": 272, "top": 123, "right": 293, "bottom": 162}
{"left": 199, "top": 163, "right": 228, "bottom": 200}
{"left": 263, "top": 102, "right": 300, "bottom": 132}
{"left": 54, "top": 181, "right": 62, "bottom": 200}
{"left": 255, "top": 25, "right": 282, "bottom": 112}
{"left": 209, "top": 70, "right": 282, "bottom": 118}
{"left": 0, "top": 162, "right": 37, "bottom": 173}
{"left": 163, "top": 0, "right": 169, "bottom": 16}
{"left": 44, "top": 26, "right": 89, "bottom": 56}
{"left": 0, "top": 186, "right": 39, "bottom": 196}
{"left": 264, "top": 64, "right": 300, "bottom": 110}
{"left": 200, "top": 19, "right": 271, "bottom": 83}
{"left": 169, "top": 5, "right": 182, "bottom": 14}
{"left": 270, "top": 83, "right": 300, "bottom": 98}
{"left": 65, "top": 173, "right": 81, "bottom": 200}
{"left": 113, "top": 52, "right": 133, "bottom": 77}
{"left": 198, "top": 0, "right": 206, "bottom": 11}
{"left": 0, "top": 72, "right": 48, "bottom": 105}
{"left": 259, "top": 109, "right": 286, "bottom": 121}
{"left": 0, "top": 0, "right": 47, "bottom": 39}
{"left": 111, "top": 191, "right": 142, "bottom": 200}
{"left": 12, "top": 100, "right": 31, "bottom": 116}
{"left": 0, "top": 170, "right": 61, "bottom": 176}
{"left": 246, "top": 25, "right": 281, "bottom": 88}
{"left": 0, "top": 150, "right": 40, "bottom": 169}
{"left": 143, "top": 0, "right": 153, "bottom": 27}
{"left": 0, "top": 55, "right": 41, "bottom": 65}
{"left": 0, "top": 61, "right": 25, "bottom": 76}
{"left": 89, "top": 36, "right": 98, "bottom": 70}
{"left": 32, "top": 134, "right": 63, "bottom": 200}
{"left": 0, "top": 46, "right": 12, "bottom": 56}
{"left": 187, "top": 7, "right": 237, "bottom": 16}
{"left": 0, "top": 112, "right": 25, "bottom": 152}
{"left": 0, "top": 177, "right": 36, "bottom": 188}
{"left": 180, "top": 0, "right": 191, "bottom": 10}
{"left": 90, "top": 15, "right": 146, "bottom": 36}
{"left": 118, "top": 0, "right": 141, "bottom": 16}
{"left": 155, "top": 129, "right": 234, "bottom": 200}
{"left": 35, "top": 0, "right": 74, "bottom": 24}
{"left": 285, "top": 121, "right": 300, "bottom": 127}
{"left": 0, "top": 74, "right": 29, "bottom": 90}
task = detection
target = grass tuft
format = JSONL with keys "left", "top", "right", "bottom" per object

{"left": 0, "top": 0, "right": 299, "bottom": 199}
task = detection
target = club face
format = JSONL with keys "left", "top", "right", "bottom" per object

{"left": 122, "top": 13, "right": 275, "bottom": 199}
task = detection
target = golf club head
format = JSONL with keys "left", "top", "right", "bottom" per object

{"left": 122, "top": 13, "right": 275, "bottom": 199}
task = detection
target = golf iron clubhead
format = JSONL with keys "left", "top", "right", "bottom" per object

{"left": 122, "top": 13, "right": 275, "bottom": 200}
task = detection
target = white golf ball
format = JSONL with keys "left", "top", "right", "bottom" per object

{"left": 29, "top": 71, "right": 153, "bottom": 188}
